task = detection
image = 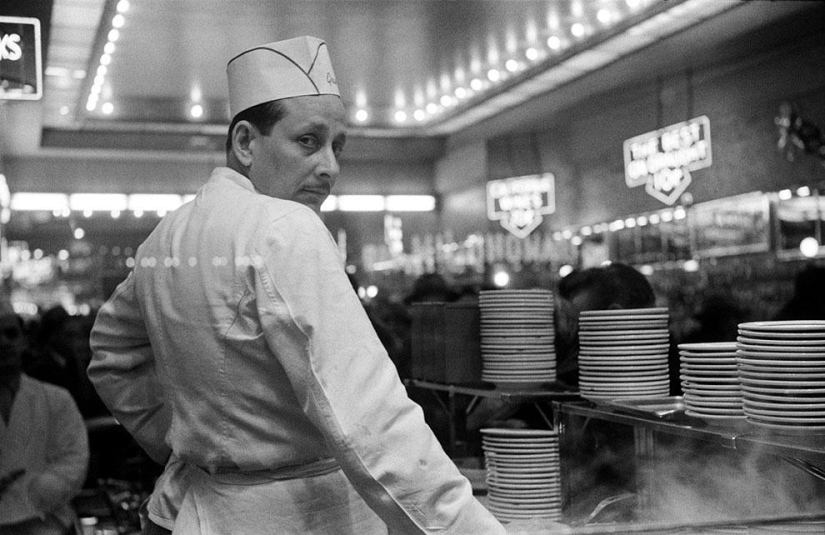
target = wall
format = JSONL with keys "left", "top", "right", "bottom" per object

{"left": 437, "top": 16, "right": 825, "bottom": 239}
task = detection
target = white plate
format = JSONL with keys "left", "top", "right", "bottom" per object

{"left": 742, "top": 398, "right": 825, "bottom": 411}
{"left": 740, "top": 377, "right": 825, "bottom": 388}
{"left": 738, "top": 320, "right": 825, "bottom": 332}
{"left": 678, "top": 342, "right": 738, "bottom": 352}
{"left": 580, "top": 307, "right": 668, "bottom": 316}
{"left": 743, "top": 384, "right": 825, "bottom": 395}
{"left": 737, "top": 350, "right": 825, "bottom": 360}
{"left": 742, "top": 391, "right": 825, "bottom": 403}
{"left": 736, "top": 343, "right": 825, "bottom": 354}
{"left": 744, "top": 409, "right": 825, "bottom": 422}
{"left": 738, "top": 330, "right": 825, "bottom": 341}
{"left": 739, "top": 370, "right": 825, "bottom": 380}
{"left": 736, "top": 336, "right": 825, "bottom": 347}
{"left": 736, "top": 358, "right": 825, "bottom": 369}
{"left": 580, "top": 345, "right": 670, "bottom": 354}
{"left": 746, "top": 419, "right": 825, "bottom": 432}
{"left": 679, "top": 352, "right": 738, "bottom": 360}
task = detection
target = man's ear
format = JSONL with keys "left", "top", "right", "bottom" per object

{"left": 231, "top": 120, "right": 257, "bottom": 168}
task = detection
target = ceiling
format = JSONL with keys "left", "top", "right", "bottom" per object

{"left": 0, "top": 0, "right": 814, "bottom": 161}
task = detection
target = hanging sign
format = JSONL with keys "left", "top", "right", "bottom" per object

{"left": 623, "top": 116, "right": 711, "bottom": 205}
{"left": 487, "top": 172, "right": 555, "bottom": 239}
{"left": 0, "top": 16, "right": 42, "bottom": 100}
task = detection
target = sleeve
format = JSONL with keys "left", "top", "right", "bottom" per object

{"left": 29, "top": 387, "right": 89, "bottom": 513}
{"left": 254, "top": 210, "right": 505, "bottom": 534}
{"left": 88, "top": 272, "right": 172, "bottom": 465}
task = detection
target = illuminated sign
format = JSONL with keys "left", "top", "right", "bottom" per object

{"left": 623, "top": 116, "right": 711, "bottom": 205}
{"left": 0, "top": 16, "right": 42, "bottom": 100}
{"left": 487, "top": 173, "right": 555, "bottom": 239}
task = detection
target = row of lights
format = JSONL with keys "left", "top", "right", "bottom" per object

{"left": 353, "top": 0, "right": 656, "bottom": 126}
{"left": 86, "top": 0, "right": 131, "bottom": 114}
{"left": 8, "top": 193, "right": 437, "bottom": 216}
{"left": 77, "top": 0, "right": 654, "bottom": 125}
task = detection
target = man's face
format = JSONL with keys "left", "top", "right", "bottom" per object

{"left": 247, "top": 95, "right": 347, "bottom": 213}
{"left": 0, "top": 314, "right": 25, "bottom": 376}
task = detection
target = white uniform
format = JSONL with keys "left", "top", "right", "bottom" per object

{"left": 89, "top": 167, "right": 504, "bottom": 534}
{"left": 0, "top": 375, "right": 89, "bottom": 531}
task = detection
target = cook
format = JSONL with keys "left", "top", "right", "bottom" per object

{"left": 87, "top": 36, "right": 505, "bottom": 534}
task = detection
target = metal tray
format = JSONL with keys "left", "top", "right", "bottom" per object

{"left": 601, "top": 396, "right": 688, "bottom": 421}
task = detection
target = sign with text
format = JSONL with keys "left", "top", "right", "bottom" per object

{"left": 487, "top": 173, "right": 555, "bottom": 239}
{"left": 623, "top": 116, "right": 711, "bottom": 205}
{"left": 0, "top": 16, "right": 42, "bottom": 100}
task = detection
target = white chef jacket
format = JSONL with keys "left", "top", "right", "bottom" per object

{"left": 0, "top": 375, "right": 89, "bottom": 529}
{"left": 88, "top": 167, "right": 504, "bottom": 534}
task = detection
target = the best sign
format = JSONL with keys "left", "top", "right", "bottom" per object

{"left": 0, "top": 16, "right": 42, "bottom": 100}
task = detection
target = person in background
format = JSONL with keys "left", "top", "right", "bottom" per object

{"left": 0, "top": 301, "right": 89, "bottom": 535}
{"left": 554, "top": 262, "right": 657, "bottom": 389}
{"left": 88, "top": 36, "right": 504, "bottom": 534}
{"left": 23, "top": 306, "right": 84, "bottom": 406}
{"left": 774, "top": 264, "right": 825, "bottom": 320}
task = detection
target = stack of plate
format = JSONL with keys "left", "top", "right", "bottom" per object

{"left": 578, "top": 307, "right": 670, "bottom": 401}
{"left": 678, "top": 342, "right": 745, "bottom": 422}
{"left": 479, "top": 289, "right": 555, "bottom": 389}
{"left": 736, "top": 320, "right": 825, "bottom": 432}
{"left": 480, "top": 428, "right": 562, "bottom": 522}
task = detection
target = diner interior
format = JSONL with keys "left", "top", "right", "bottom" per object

{"left": 2, "top": 0, "right": 825, "bottom": 533}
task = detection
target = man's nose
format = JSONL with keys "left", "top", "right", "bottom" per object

{"left": 317, "top": 145, "right": 340, "bottom": 180}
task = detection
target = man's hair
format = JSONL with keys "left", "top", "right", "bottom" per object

{"left": 558, "top": 263, "right": 655, "bottom": 310}
{"left": 225, "top": 100, "right": 288, "bottom": 156}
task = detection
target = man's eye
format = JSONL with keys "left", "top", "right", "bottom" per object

{"left": 299, "top": 135, "right": 319, "bottom": 149}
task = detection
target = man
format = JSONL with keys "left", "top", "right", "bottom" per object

{"left": 0, "top": 302, "right": 89, "bottom": 535}
{"left": 88, "top": 36, "right": 504, "bottom": 534}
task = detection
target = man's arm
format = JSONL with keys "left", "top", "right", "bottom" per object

{"left": 256, "top": 209, "right": 505, "bottom": 534}
{"left": 88, "top": 272, "right": 172, "bottom": 464}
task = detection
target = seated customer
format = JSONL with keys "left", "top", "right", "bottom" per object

{"left": 555, "top": 262, "right": 656, "bottom": 389}
{"left": 0, "top": 302, "right": 89, "bottom": 535}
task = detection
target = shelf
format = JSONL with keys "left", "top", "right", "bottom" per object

{"left": 553, "top": 399, "right": 825, "bottom": 463}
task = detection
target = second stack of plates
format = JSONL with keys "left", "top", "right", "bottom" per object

{"left": 678, "top": 342, "right": 745, "bottom": 422}
{"left": 736, "top": 320, "right": 825, "bottom": 433}
{"left": 578, "top": 307, "right": 671, "bottom": 401}
{"left": 481, "top": 428, "right": 562, "bottom": 522}
{"left": 479, "top": 289, "right": 556, "bottom": 389}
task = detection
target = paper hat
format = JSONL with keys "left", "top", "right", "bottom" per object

{"left": 227, "top": 36, "right": 339, "bottom": 118}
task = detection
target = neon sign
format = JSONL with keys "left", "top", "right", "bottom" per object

{"left": 624, "top": 116, "right": 711, "bottom": 205}
{"left": 487, "top": 173, "right": 555, "bottom": 239}
{"left": 0, "top": 16, "right": 42, "bottom": 100}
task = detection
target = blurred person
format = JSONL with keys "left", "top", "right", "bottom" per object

{"left": 23, "top": 306, "right": 84, "bottom": 406}
{"left": 403, "top": 272, "right": 460, "bottom": 305}
{"left": 88, "top": 37, "right": 504, "bottom": 534}
{"left": 774, "top": 264, "right": 825, "bottom": 320}
{"left": 680, "top": 292, "right": 747, "bottom": 344}
{"left": 0, "top": 302, "right": 89, "bottom": 535}
{"left": 554, "top": 262, "right": 657, "bottom": 389}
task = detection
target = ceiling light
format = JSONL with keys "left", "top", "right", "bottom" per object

{"left": 112, "top": 14, "right": 125, "bottom": 29}
{"left": 413, "top": 109, "right": 426, "bottom": 122}
{"left": 117, "top": 0, "right": 130, "bottom": 12}
{"left": 525, "top": 47, "right": 539, "bottom": 61}
{"left": 354, "top": 109, "right": 368, "bottom": 122}
{"left": 571, "top": 23, "right": 586, "bottom": 38}
{"left": 597, "top": 9, "right": 613, "bottom": 25}
{"left": 100, "top": 53, "right": 112, "bottom": 66}
{"left": 487, "top": 69, "right": 501, "bottom": 82}
{"left": 800, "top": 237, "right": 820, "bottom": 258}
{"left": 797, "top": 186, "right": 811, "bottom": 197}
{"left": 108, "top": 29, "right": 120, "bottom": 42}
{"left": 547, "top": 36, "right": 562, "bottom": 50}
{"left": 454, "top": 87, "right": 467, "bottom": 99}
{"left": 425, "top": 103, "right": 439, "bottom": 115}
{"left": 74, "top": 228, "right": 85, "bottom": 240}
{"left": 104, "top": 42, "right": 115, "bottom": 54}
{"left": 470, "top": 78, "right": 483, "bottom": 91}
{"left": 393, "top": 110, "right": 407, "bottom": 123}
{"left": 778, "top": 189, "right": 792, "bottom": 200}
{"left": 59, "top": 106, "right": 70, "bottom": 116}
{"left": 439, "top": 95, "right": 453, "bottom": 107}
{"left": 337, "top": 195, "right": 385, "bottom": 212}
{"left": 189, "top": 103, "right": 204, "bottom": 119}
{"left": 101, "top": 102, "right": 114, "bottom": 115}
{"left": 385, "top": 195, "right": 436, "bottom": 212}
{"left": 505, "top": 59, "right": 519, "bottom": 72}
